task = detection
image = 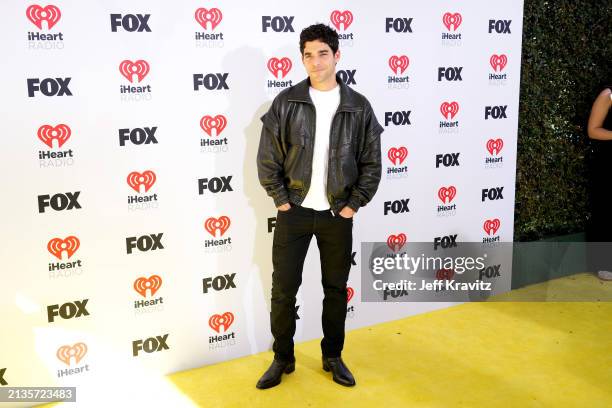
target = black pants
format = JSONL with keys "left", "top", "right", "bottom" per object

{"left": 271, "top": 204, "right": 353, "bottom": 362}
{"left": 587, "top": 154, "right": 612, "bottom": 271}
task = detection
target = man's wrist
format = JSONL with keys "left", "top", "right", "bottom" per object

{"left": 273, "top": 194, "right": 290, "bottom": 207}
{"left": 346, "top": 201, "right": 359, "bottom": 213}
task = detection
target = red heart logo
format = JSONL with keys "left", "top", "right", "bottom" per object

{"left": 209, "top": 312, "right": 234, "bottom": 333}
{"left": 119, "top": 60, "right": 150, "bottom": 83}
{"left": 200, "top": 115, "right": 227, "bottom": 136}
{"left": 442, "top": 12, "right": 462, "bottom": 31}
{"left": 440, "top": 101, "right": 459, "bottom": 120}
{"left": 127, "top": 170, "right": 156, "bottom": 193}
{"left": 347, "top": 287, "right": 354, "bottom": 302}
{"left": 490, "top": 54, "right": 508, "bottom": 72}
{"left": 267, "top": 57, "right": 292, "bottom": 79}
{"left": 438, "top": 186, "right": 457, "bottom": 203}
{"left": 486, "top": 139, "right": 504, "bottom": 155}
{"left": 388, "top": 55, "right": 409, "bottom": 75}
{"left": 204, "top": 216, "right": 231, "bottom": 237}
{"left": 194, "top": 8, "right": 223, "bottom": 30}
{"left": 330, "top": 10, "right": 353, "bottom": 31}
{"left": 47, "top": 236, "right": 80, "bottom": 260}
{"left": 387, "top": 233, "right": 407, "bottom": 252}
{"left": 26, "top": 5, "right": 61, "bottom": 30}
{"left": 483, "top": 219, "right": 501, "bottom": 235}
{"left": 38, "top": 124, "right": 71, "bottom": 148}
{"left": 387, "top": 147, "right": 408, "bottom": 165}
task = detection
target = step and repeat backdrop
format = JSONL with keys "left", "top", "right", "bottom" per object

{"left": 0, "top": 0, "right": 523, "bottom": 398}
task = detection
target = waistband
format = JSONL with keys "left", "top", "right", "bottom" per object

{"left": 289, "top": 203, "right": 333, "bottom": 215}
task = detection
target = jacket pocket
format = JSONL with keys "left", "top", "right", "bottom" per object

{"left": 284, "top": 134, "right": 305, "bottom": 190}
{"left": 337, "top": 142, "right": 358, "bottom": 187}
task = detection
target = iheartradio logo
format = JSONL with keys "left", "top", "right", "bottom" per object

{"left": 38, "top": 124, "right": 71, "bottom": 148}
{"left": 487, "top": 139, "right": 504, "bottom": 155}
{"left": 195, "top": 7, "right": 222, "bottom": 30}
{"left": 387, "top": 233, "right": 407, "bottom": 252}
{"left": 483, "top": 219, "right": 501, "bottom": 235}
{"left": 204, "top": 216, "right": 231, "bottom": 237}
{"left": 347, "top": 287, "right": 354, "bottom": 302}
{"left": 438, "top": 186, "right": 457, "bottom": 203}
{"left": 134, "top": 275, "right": 162, "bottom": 297}
{"left": 26, "top": 4, "right": 61, "bottom": 30}
{"left": 209, "top": 312, "right": 234, "bottom": 333}
{"left": 490, "top": 54, "right": 508, "bottom": 72}
{"left": 388, "top": 55, "right": 409, "bottom": 75}
{"left": 388, "top": 147, "right": 408, "bottom": 165}
{"left": 436, "top": 269, "right": 454, "bottom": 280}
{"left": 47, "top": 236, "right": 80, "bottom": 260}
{"left": 56, "top": 343, "right": 87, "bottom": 366}
{"left": 440, "top": 101, "right": 459, "bottom": 120}
{"left": 267, "top": 57, "right": 292, "bottom": 79}
{"left": 200, "top": 115, "right": 227, "bottom": 137}
{"left": 119, "top": 60, "right": 150, "bottom": 83}
{"left": 127, "top": 170, "right": 156, "bottom": 193}
{"left": 442, "top": 12, "right": 462, "bottom": 31}
{"left": 330, "top": 10, "right": 353, "bottom": 31}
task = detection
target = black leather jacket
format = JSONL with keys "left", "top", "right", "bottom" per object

{"left": 257, "top": 74, "right": 383, "bottom": 213}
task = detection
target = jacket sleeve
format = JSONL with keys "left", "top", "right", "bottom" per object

{"left": 347, "top": 103, "right": 384, "bottom": 212}
{"left": 257, "top": 100, "right": 290, "bottom": 207}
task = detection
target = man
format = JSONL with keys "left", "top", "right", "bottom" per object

{"left": 256, "top": 24, "right": 383, "bottom": 389}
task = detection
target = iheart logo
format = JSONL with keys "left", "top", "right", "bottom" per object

{"left": 194, "top": 7, "right": 223, "bottom": 30}
{"left": 438, "top": 186, "right": 457, "bottom": 203}
{"left": 490, "top": 54, "right": 508, "bottom": 72}
{"left": 56, "top": 343, "right": 87, "bottom": 366}
{"left": 442, "top": 12, "right": 462, "bottom": 31}
{"left": 119, "top": 60, "right": 150, "bottom": 83}
{"left": 127, "top": 170, "right": 156, "bottom": 193}
{"left": 47, "top": 236, "right": 80, "bottom": 260}
{"left": 204, "top": 216, "right": 231, "bottom": 237}
{"left": 387, "top": 233, "right": 407, "bottom": 252}
{"left": 388, "top": 147, "right": 408, "bottom": 165}
{"left": 486, "top": 138, "right": 504, "bottom": 155}
{"left": 26, "top": 4, "right": 61, "bottom": 30}
{"left": 38, "top": 124, "right": 71, "bottom": 148}
{"left": 267, "top": 57, "right": 292, "bottom": 79}
{"left": 388, "top": 55, "right": 409, "bottom": 75}
{"left": 436, "top": 269, "right": 454, "bottom": 280}
{"left": 209, "top": 312, "right": 234, "bottom": 333}
{"left": 330, "top": 10, "right": 353, "bottom": 31}
{"left": 134, "top": 275, "right": 162, "bottom": 297}
{"left": 440, "top": 101, "right": 459, "bottom": 120}
{"left": 347, "top": 287, "right": 354, "bottom": 302}
{"left": 200, "top": 115, "right": 227, "bottom": 136}
{"left": 483, "top": 219, "right": 501, "bottom": 235}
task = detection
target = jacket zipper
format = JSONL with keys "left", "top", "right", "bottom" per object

{"left": 301, "top": 102, "right": 316, "bottom": 201}
{"left": 327, "top": 107, "right": 341, "bottom": 211}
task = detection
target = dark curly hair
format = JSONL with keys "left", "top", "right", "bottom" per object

{"left": 299, "top": 23, "right": 339, "bottom": 55}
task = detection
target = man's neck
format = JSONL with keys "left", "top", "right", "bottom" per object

{"left": 310, "top": 76, "right": 338, "bottom": 91}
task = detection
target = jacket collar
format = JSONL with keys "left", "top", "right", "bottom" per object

{"left": 286, "top": 73, "right": 362, "bottom": 112}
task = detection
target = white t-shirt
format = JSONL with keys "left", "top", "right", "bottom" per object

{"left": 301, "top": 85, "right": 341, "bottom": 210}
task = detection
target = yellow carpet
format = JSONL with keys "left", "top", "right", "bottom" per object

{"left": 38, "top": 273, "right": 612, "bottom": 407}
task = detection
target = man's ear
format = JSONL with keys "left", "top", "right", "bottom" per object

{"left": 334, "top": 49, "right": 341, "bottom": 64}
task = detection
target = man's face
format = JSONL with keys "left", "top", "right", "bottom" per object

{"left": 301, "top": 40, "right": 340, "bottom": 85}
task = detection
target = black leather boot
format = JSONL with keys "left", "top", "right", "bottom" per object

{"left": 322, "top": 357, "right": 356, "bottom": 386}
{"left": 256, "top": 359, "right": 295, "bottom": 389}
